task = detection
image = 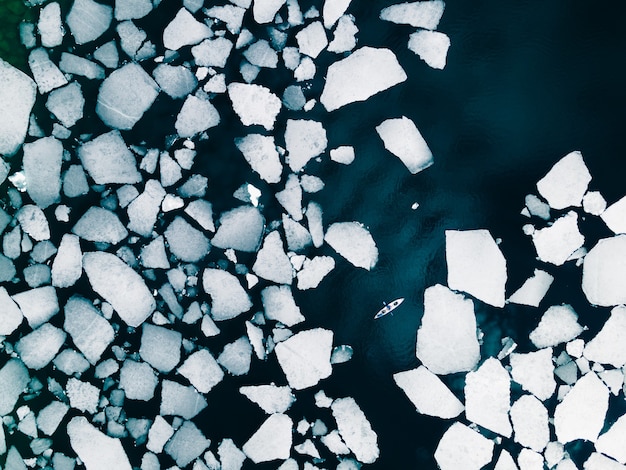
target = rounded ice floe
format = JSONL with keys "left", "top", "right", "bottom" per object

{"left": 227, "top": 82, "right": 282, "bottom": 130}
{"left": 119, "top": 360, "right": 158, "bottom": 401}
{"left": 584, "top": 453, "right": 626, "bottom": 470}
{"left": 64, "top": 295, "right": 114, "bottom": 365}
{"left": 408, "top": 30, "right": 451, "bottom": 70}
{"left": 235, "top": 134, "right": 283, "bottom": 183}
{"left": 536, "top": 151, "right": 591, "bottom": 210}
{"left": 445, "top": 229, "right": 507, "bottom": 307}
{"left": 529, "top": 304, "right": 583, "bottom": 349}
{"left": 72, "top": 206, "right": 128, "bottom": 244}
{"left": 531, "top": 211, "right": 585, "bottom": 266}
{"left": 66, "top": 0, "right": 113, "bottom": 45}
{"left": 582, "top": 235, "right": 626, "bottom": 307}
{"left": 164, "top": 216, "right": 210, "bottom": 262}
{"left": 331, "top": 397, "right": 379, "bottom": 464}
{"left": 275, "top": 328, "right": 333, "bottom": 390}
{"left": 11, "top": 286, "right": 59, "bottom": 329}
{"left": 323, "top": 0, "right": 352, "bottom": 28}
{"left": 243, "top": 414, "right": 293, "bottom": 463}
{"left": 38, "top": 2, "right": 64, "bottom": 47}
{"left": 510, "top": 394, "right": 549, "bottom": 452}
{"left": 0, "top": 59, "right": 36, "bottom": 157}
{"left": 325, "top": 221, "right": 378, "bottom": 270}
{"left": 163, "top": 7, "right": 212, "bottom": 51}
{"left": 253, "top": 231, "right": 294, "bottom": 284}
{"left": 0, "top": 359, "right": 29, "bottom": 416}
{"left": 239, "top": 384, "right": 295, "bottom": 414}
{"left": 583, "top": 305, "right": 626, "bottom": 367}
{"left": 434, "top": 422, "right": 494, "bottom": 470}
{"left": 582, "top": 190, "right": 607, "bottom": 216}
{"left": 83, "top": 251, "right": 156, "bottom": 327}
{"left": 218, "top": 336, "right": 253, "bottom": 376}
{"left": 202, "top": 268, "right": 252, "bottom": 320}
{"left": 67, "top": 417, "right": 131, "bottom": 470}
{"left": 380, "top": 0, "right": 445, "bottom": 29}
{"left": 211, "top": 205, "right": 265, "bottom": 252}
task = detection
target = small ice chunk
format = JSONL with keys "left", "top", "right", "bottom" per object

{"left": 446, "top": 229, "right": 507, "bottom": 307}
{"left": 0, "top": 359, "right": 29, "bottom": 415}
{"left": 0, "top": 59, "right": 36, "bottom": 156}
{"left": 332, "top": 397, "right": 379, "bottom": 464}
{"left": 66, "top": 0, "right": 112, "bottom": 44}
{"left": 253, "top": 231, "right": 293, "bottom": 284}
{"left": 276, "top": 173, "right": 303, "bottom": 220}
{"left": 408, "top": 30, "right": 450, "bottom": 69}
{"left": 205, "top": 4, "right": 246, "bottom": 34}
{"left": 510, "top": 348, "right": 555, "bottom": 401}
{"left": 240, "top": 384, "right": 295, "bottom": 414}
{"left": 529, "top": 304, "right": 584, "bottom": 349}
{"left": 325, "top": 221, "right": 378, "bottom": 270}
{"left": 308, "top": 202, "right": 324, "bottom": 248}
{"left": 583, "top": 305, "right": 626, "bottom": 367}
{"left": 23, "top": 136, "right": 63, "bottom": 209}
{"left": 393, "top": 366, "right": 464, "bottom": 419}
{"left": 175, "top": 94, "right": 220, "bottom": 138}
{"left": 285, "top": 119, "right": 328, "bottom": 172}
{"left": 115, "top": 0, "right": 153, "bottom": 20}
{"left": 153, "top": 64, "right": 197, "bottom": 99}
{"left": 228, "top": 83, "right": 282, "bottom": 130}
{"left": 63, "top": 164, "right": 89, "bottom": 198}
{"left": 321, "top": 430, "right": 350, "bottom": 455}
{"left": 536, "top": 151, "right": 591, "bottom": 210}
{"left": 192, "top": 37, "right": 233, "bottom": 68}
{"left": 165, "top": 420, "right": 209, "bottom": 467}
{"left": 243, "top": 414, "right": 292, "bottom": 463}
{"left": 323, "top": 0, "right": 351, "bottom": 28}
{"left": 244, "top": 40, "right": 278, "bottom": 68}
{"left": 127, "top": 180, "right": 166, "bottom": 236}
{"left": 0, "top": 287, "right": 23, "bottom": 335}
{"left": 140, "top": 236, "right": 169, "bottom": 269}
{"left": 46, "top": 82, "right": 84, "bottom": 128}
{"left": 79, "top": 131, "right": 141, "bottom": 184}
{"left": 38, "top": 2, "right": 64, "bottom": 47}
{"left": 140, "top": 323, "right": 181, "bottom": 373}
{"left": 59, "top": 52, "right": 105, "bottom": 79}
{"left": 37, "top": 401, "right": 69, "bottom": 436}
{"left": 583, "top": 235, "right": 626, "bottom": 306}
{"left": 532, "top": 211, "right": 585, "bottom": 266}
{"left": 595, "top": 413, "right": 626, "bottom": 464}
{"left": 73, "top": 207, "right": 128, "bottom": 244}
{"left": 17, "top": 205, "right": 50, "bottom": 241}
{"left": 253, "top": 0, "right": 286, "bottom": 23}
{"left": 376, "top": 115, "right": 434, "bottom": 174}
{"left": 160, "top": 380, "right": 207, "bottom": 419}
{"left": 507, "top": 269, "right": 554, "bottom": 307}
{"left": 328, "top": 14, "right": 358, "bottom": 53}
{"left": 12, "top": 286, "right": 59, "bottom": 329}
{"left": 262, "top": 285, "right": 304, "bottom": 326}
{"left": 416, "top": 284, "right": 480, "bottom": 374}
{"left": 29, "top": 47, "right": 68, "bottom": 93}
{"left": 275, "top": 328, "right": 333, "bottom": 390}
{"left": 235, "top": 134, "right": 283, "bottom": 183}
{"left": 218, "top": 336, "right": 252, "bottom": 376}
{"left": 601, "top": 195, "right": 626, "bottom": 234}
{"left": 296, "top": 21, "right": 327, "bottom": 58}
{"left": 510, "top": 395, "right": 549, "bottom": 452}
{"left": 380, "top": 0, "right": 445, "bottom": 29}
{"left": 164, "top": 216, "right": 210, "bottom": 262}
{"left": 119, "top": 360, "right": 158, "bottom": 400}
{"left": 283, "top": 214, "right": 312, "bottom": 252}
{"left": 297, "top": 256, "right": 335, "bottom": 289}
{"left": 16, "top": 323, "right": 66, "bottom": 370}
{"left": 178, "top": 348, "right": 223, "bottom": 394}
{"left": 583, "top": 191, "right": 607, "bottom": 216}
{"left": 83, "top": 251, "right": 156, "bottom": 327}
{"left": 185, "top": 199, "right": 214, "bottom": 232}
{"left": 434, "top": 422, "right": 494, "bottom": 470}
{"left": 163, "top": 8, "right": 212, "bottom": 50}
{"left": 211, "top": 205, "right": 265, "bottom": 252}
{"left": 146, "top": 416, "right": 174, "bottom": 454}
{"left": 202, "top": 268, "right": 252, "bottom": 320}
{"left": 64, "top": 296, "right": 114, "bottom": 364}
{"left": 67, "top": 417, "right": 131, "bottom": 470}
{"left": 320, "top": 47, "right": 407, "bottom": 111}
{"left": 97, "top": 63, "right": 159, "bottom": 130}
{"left": 330, "top": 146, "right": 355, "bottom": 165}
{"left": 66, "top": 378, "right": 99, "bottom": 413}
{"left": 554, "top": 372, "right": 609, "bottom": 444}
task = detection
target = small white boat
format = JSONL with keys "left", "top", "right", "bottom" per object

{"left": 374, "top": 298, "right": 405, "bottom": 319}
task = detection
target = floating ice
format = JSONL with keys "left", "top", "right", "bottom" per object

{"left": 240, "top": 384, "right": 295, "bottom": 414}
{"left": 416, "top": 284, "right": 480, "bottom": 374}
{"left": 583, "top": 306, "right": 626, "bottom": 367}
{"left": 127, "top": 180, "right": 166, "bottom": 236}
{"left": 115, "top": 0, "right": 153, "bottom": 20}
{"left": 507, "top": 269, "right": 553, "bottom": 307}
{"left": 493, "top": 450, "right": 518, "bottom": 470}
{"left": 16, "top": 323, "right": 66, "bottom": 370}
{"left": 140, "top": 323, "right": 182, "bottom": 373}
{"left": 253, "top": 0, "right": 286, "bottom": 23}
{"left": 66, "top": 377, "right": 100, "bottom": 413}
{"left": 175, "top": 94, "right": 220, "bottom": 138}
{"left": 446, "top": 229, "right": 507, "bottom": 307}
{"left": 393, "top": 366, "right": 464, "bottom": 419}
{"left": 330, "top": 146, "right": 355, "bottom": 165}
{"left": 218, "top": 336, "right": 252, "bottom": 376}
{"left": 0, "top": 359, "right": 29, "bottom": 415}
{"left": 163, "top": 8, "right": 212, "bottom": 50}
{"left": 37, "top": 401, "right": 69, "bottom": 436}
{"left": 554, "top": 372, "right": 609, "bottom": 444}
{"left": 17, "top": 204, "right": 50, "bottom": 241}
{"left": 96, "top": 63, "right": 159, "bottom": 130}
{"left": 529, "top": 304, "right": 584, "bottom": 349}
{"left": 325, "top": 221, "right": 378, "bottom": 270}
{"left": 64, "top": 296, "right": 114, "bottom": 364}
{"left": 380, "top": 0, "right": 445, "bottom": 29}
{"left": 146, "top": 416, "right": 174, "bottom": 454}
{"left": 509, "top": 348, "right": 556, "bottom": 401}
{"left": 83, "top": 251, "right": 156, "bottom": 327}
{"left": 296, "top": 21, "right": 328, "bottom": 58}
{"left": 78, "top": 131, "right": 142, "bottom": 184}
{"left": 211, "top": 205, "right": 265, "bottom": 252}
{"left": 243, "top": 414, "right": 293, "bottom": 463}
{"left": 328, "top": 14, "right": 358, "bottom": 53}
{"left": 307, "top": 201, "right": 324, "bottom": 248}
{"left": 67, "top": 417, "right": 131, "bottom": 470}
{"left": 185, "top": 199, "right": 215, "bottom": 232}
{"left": 202, "top": 268, "right": 252, "bottom": 320}
{"left": 152, "top": 64, "right": 197, "bottom": 99}
{"left": 262, "top": 285, "right": 304, "bottom": 326}
{"left": 435, "top": 422, "right": 494, "bottom": 470}
{"left": 29, "top": 48, "right": 68, "bottom": 93}
{"left": 243, "top": 40, "right": 278, "bottom": 68}
{"left": 235, "top": 134, "right": 283, "bottom": 183}
{"left": 595, "top": 413, "right": 626, "bottom": 464}
{"left": 164, "top": 420, "right": 210, "bottom": 467}
{"left": 583, "top": 453, "right": 626, "bottom": 470}
{"left": 536, "top": 151, "right": 591, "bottom": 210}
{"left": 205, "top": 4, "right": 246, "bottom": 34}
{"left": 0, "top": 287, "right": 23, "bottom": 335}
{"left": 119, "top": 360, "right": 158, "bottom": 401}
{"left": 320, "top": 47, "right": 407, "bottom": 111}
{"left": 532, "top": 211, "right": 584, "bottom": 266}
{"left": 510, "top": 395, "right": 549, "bottom": 452}
{"left": 408, "top": 30, "right": 450, "bottom": 69}
{"left": 297, "top": 256, "right": 335, "bottom": 289}
{"left": 323, "top": 0, "right": 352, "bottom": 28}
{"left": 140, "top": 236, "right": 169, "bottom": 269}
{"left": 582, "top": 235, "right": 626, "bottom": 306}
{"left": 275, "top": 328, "right": 333, "bottom": 390}
{"left": 192, "top": 37, "right": 233, "bottom": 68}
{"left": 164, "top": 216, "right": 210, "bottom": 262}
{"left": 228, "top": 83, "right": 282, "bottom": 130}
{"left": 583, "top": 191, "right": 607, "bottom": 216}
{"left": 46, "top": 82, "right": 85, "bottom": 129}
{"left": 66, "top": 0, "right": 112, "bottom": 44}
{"left": 160, "top": 380, "right": 208, "bottom": 419}
{"left": 276, "top": 173, "right": 303, "bottom": 220}
{"left": 285, "top": 119, "right": 328, "bottom": 172}
{"left": 332, "top": 397, "right": 378, "bottom": 464}
{"left": 23, "top": 136, "right": 63, "bottom": 209}
{"left": 253, "top": 231, "right": 294, "bottom": 284}
{"left": 177, "top": 348, "right": 224, "bottom": 394}
{"left": 0, "top": 59, "right": 36, "bottom": 156}
{"left": 73, "top": 207, "right": 128, "bottom": 244}
{"left": 59, "top": 52, "right": 105, "bottom": 79}
{"left": 517, "top": 449, "right": 544, "bottom": 470}
{"left": 12, "top": 286, "right": 59, "bottom": 329}
{"left": 38, "top": 2, "right": 64, "bottom": 47}
{"left": 63, "top": 164, "right": 89, "bottom": 198}
{"left": 601, "top": 195, "right": 626, "bottom": 234}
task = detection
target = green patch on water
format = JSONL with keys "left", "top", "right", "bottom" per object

{"left": 0, "top": 0, "right": 34, "bottom": 71}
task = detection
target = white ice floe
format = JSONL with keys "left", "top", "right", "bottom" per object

{"left": 307, "top": 201, "right": 325, "bottom": 248}
{"left": 600, "top": 195, "right": 626, "bottom": 234}
{"left": 29, "top": 48, "right": 67, "bottom": 94}
{"left": 536, "top": 151, "right": 591, "bottom": 210}
{"left": 177, "top": 348, "right": 224, "bottom": 394}
{"left": 64, "top": 296, "right": 114, "bottom": 365}
{"left": 408, "top": 30, "right": 450, "bottom": 70}
{"left": 416, "top": 284, "right": 480, "bottom": 374}
{"left": 584, "top": 453, "right": 626, "bottom": 470}
{"left": 243, "top": 413, "right": 293, "bottom": 463}
{"left": 202, "top": 268, "right": 252, "bottom": 320}
{"left": 228, "top": 83, "right": 282, "bottom": 130}
{"left": 240, "top": 384, "right": 295, "bottom": 414}
{"left": 127, "top": 180, "right": 166, "bottom": 236}
{"left": 595, "top": 413, "right": 626, "bottom": 464}
{"left": 66, "top": 0, "right": 112, "bottom": 45}
{"left": 65, "top": 377, "right": 99, "bottom": 413}
{"left": 67, "top": 417, "right": 131, "bottom": 470}
{"left": 276, "top": 173, "right": 303, "bottom": 220}
{"left": 46, "top": 82, "right": 85, "bottom": 129}
{"left": 434, "top": 422, "right": 494, "bottom": 470}
{"left": 115, "top": 0, "right": 153, "bottom": 20}
{"left": 320, "top": 47, "right": 407, "bottom": 111}
{"left": 517, "top": 449, "right": 544, "bottom": 470}
{"left": 393, "top": 366, "right": 464, "bottom": 419}
{"left": 325, "top": 221, "right": 378, "bottom": 270}
{"left": 296, "top": 21, "right": 328, "bottom": 58}
{"left": 37, "top": 401, "right": 69, "bottom": 436}
{"left": 583, "top": 191, "right": 607, "bottom": 216}
{"left": 12, "top": 286, "right": 59, "bottom": 329}
{"left": 0, "top": 287, "right": 23, "bottom": 336}
{"left": 146, "top": 416, "right": 174, "bottom": 454}
{"left": 185, "top": 199, "right": 215, "bottom": 231}
{"left": 330, "top": 146, "right": 355, "bottom": 165}
{"left": 63, "top": 164, "right": 89, "bottom": 198}
{"left": 160, "top": 380, "right": 207, "bottom": 419}
{"left": 508, "top": 269, "right": 554, "bottom": 307}
{"left": 253, "top": 231, "right": 294, "bottom": 284}
{"left": 554, "top": 372, "right": 609, "bottom": 444}
{"left": 583, "top": 305, "right": 626, "bottom": 367}
{"left": 510, "top": 394, "right": 549, "bottom": 452}
{"left": 380, "top": 0, "right": 445, "bottom": 29}
{"left": 493, "top": 450, "right": 518, "bottom": 470}
{"left": 72, "top": 207, "right": 128, "bottom": 244}
{"left": 509, "top": 348, "right": 556, "bottom": 401}
{"left": 583, "top": 235, "right": 626, "bottom": 306}
{"left": 83, "top": 251, "right": 155, "bottom": 327}
{"left": 531, "top": 211, "right": 585, "bottom": 266}
{"left": 529, "top": 304, "right": 584, "bottom": 349}
{"left": 285, "top": 119, "right": 328, "bottom": 172}
{"left": 96, "top": 63, "right": 159, "bottom": 130}
{"left": 38, "top": 2, "right": 64, "bottom": 47}
{"left": 465, "top": 358, "right": 512, "bottom": 437}
{"left": 175, "top": 94, "right": 220, "bottom": 138}
{"left": 165, "top": 420, "right": 210, "bottom": 467}
{"left": 328, "top": 14, "right": 358, "bottom": 53}
{"left": 262, "top": 285, "right": 304, "bottom": 326}
{"left": 446, "top": 229, "right": 507, "bottom": 307}
{"left": 332, "top": 397, "right": 379, "bottom": 464}
{"left": 163, "top": 7, "right": 212, "bottom": 51}
{"left": 275, "top": 328, "right": 333, "bottom": 390}
{"left": 78, "top": 131, "right": 142, "bottom": 184}
{"left": 235, "top": 134, "right": 283, "bottom": 183}
{"left": 192, "top": 37, "right": 233, "bottom": 68}
{"left": 140, "top": 236, "right": 169, "bottom": 269}
{"left": 253, "top": 0, "right": 286, "bottom": 23}
{"left": 16, "top": 205, "right": 50, "bottom": 241}
{"left": 297, "top": 256, "right": 335, "bottom": 289}
{"left": 153, "top": 64, "right": 197, "bottom": 99}
{"left": 140, "top": 323, "right": 182, "bottom": 373}
{"left": 244, "top": 39, "right": 278, "bottom": 68}
{"left": 23, "top": 136, "right": 62, "bottom": 209}
{"left": 376, "top": 116, "right": 433, "bottom": 174}
{"left": 0, "top": 59, "right": 36, "bottom": 156}
{"left": 0, "top": 359, "right": 29, "bottom": 416}
{"left": 59, "top": 52, "right": 105, "bottom": 79}
{"left": 211, "top": 205, "right": 265, "bottom": 252}
{"left": 525, "top": 194, "right": 551, "bottom": 220}
{"left": 164, "top": 216, "right": 210, "bottom": 262}
{"left": 323, "top": 0, "right": 352, "bottom": 28}
{"left": 119, "top": 360, "right": 158, "bottom": 401}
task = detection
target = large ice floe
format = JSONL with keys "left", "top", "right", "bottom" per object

{"left": 0, "top": 0, "right": 454, "bottom": 468}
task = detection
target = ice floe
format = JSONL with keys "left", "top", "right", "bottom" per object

{"left": 434, "top": 422, "right": 494, "bottom": 470}
{"left": 529, "top": 304, "right": 584, "bottom": 349}
{"left": 583, "top": 305, "right": 626, "bottom": 367}
{"left": 380, "top": 0, "right": 445, "bottom": 29}
{"left": 376, "top": 116, "right": 434, "bottom": 174}
{"left": 67, "top": 417, "right": 131, "bottom": 470}
{"left": 275, "top": 328, "right": 333, "bottom": 390}
{"left": 331, "top": 397, "right": 379, "bottom": 464}
{"left": 582, "top": 235, "right": 626, "bottom": 306}
{"left": 531, "top": 211, "right": 585, "bottom": 265}
{"left": 507, "top": 269, "right": 553, "bottom": 307}
{"left": 202, "top": 268, "right": 252, "bottom": 320}
{"left": 0, "top": 59, "right": 36, "bottom": 156}
{"left": 325, "top": 221, "right": 378, "bottom": 270}
{"left": 243, "top": 413, "right": 293, "bottom": 463}
{"left": 408, "top": 30, "right": 451, "bottom": 69}
{"left": 536, "top": 151, "right": 591, "bottom": 210}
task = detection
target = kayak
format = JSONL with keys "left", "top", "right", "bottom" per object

{"left": 374, "top": 298, "right": 405, "bottom": 319}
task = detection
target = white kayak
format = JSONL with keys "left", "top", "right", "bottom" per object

{"left": 374, "top": 298, "right": 405, "bottom": 319}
